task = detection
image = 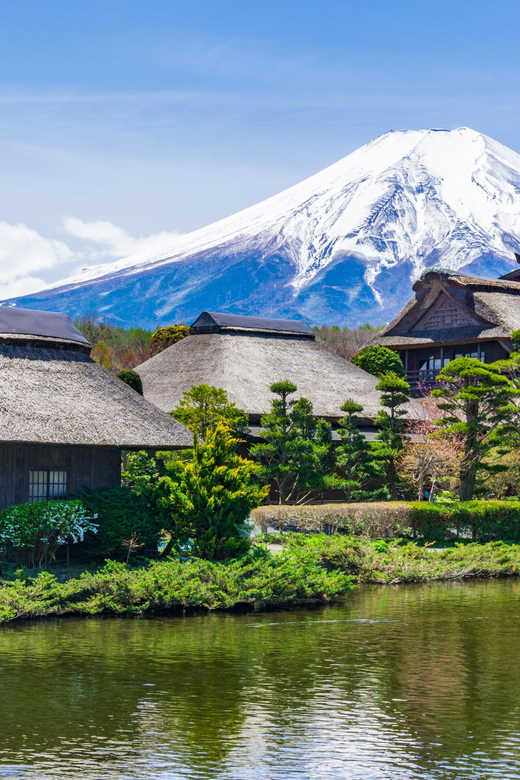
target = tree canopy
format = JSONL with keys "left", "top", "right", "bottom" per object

{"left": 171, "top": 384, "right": 248, "bottom": 441}
{"left": 351, "top": 345, "right": 405, "bottom": 378}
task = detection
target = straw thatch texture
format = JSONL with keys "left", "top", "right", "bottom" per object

{"left": 138, "top": 332, "right": 423, "bottom": 420}
{"left": 0, "top": 343, "right": 192, "bottom": 448}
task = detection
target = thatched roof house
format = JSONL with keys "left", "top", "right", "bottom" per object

{"left": 0, "top": 306, "right": 191, "bottom": 509}
{"left": 138, "top": 311, "right": 423, "bottom": 429}
{"left": 372, "top": 267, "right": 520, "bottom": 388}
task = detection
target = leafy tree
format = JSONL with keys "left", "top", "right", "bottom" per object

{"left": 116, "top": 369, "right": 143, "bottom": 394}
{"left": 150, "top": 324, "right": 190, "bottom": 356}
{"left": 336, "top": 399, "right": 388, "bottom": 502}
{"left": 141, "top": 423, "right": 268, "bottom": 560}
{"left": 0, "top": 500, "right": 97, "bottom": 568}
{"left": 351, "top": 345, "right": 405, "bottom": 378}
{"left": 250, "top": 381, "right": 335, "bottom": 505}
{"left": 373, "top": 371, "right": 411, "bottom": 498}
{"left": 431, "top": 357, "right": 518, "bottom": 501}
{"left": 171, "top": 384, "right": 248, "bottom": 441}
{"left": 91, "top": 340, "right": 115, "bottom": 371}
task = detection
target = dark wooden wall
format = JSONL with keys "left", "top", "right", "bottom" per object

{"left": 0, "top": 444, "right": 121, "bottom": 510}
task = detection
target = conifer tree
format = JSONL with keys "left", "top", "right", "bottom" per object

{"left": 336, "top": 399, "right": 388, "bottom": 502}
{"left": 432, "top": 357, "right": 518, "bottom": 501}
{"left": 250, "top": 381, "right": 334, "bottom": 504}
{"left": 373, "top": 371, "right": 411, "bottom": 498}
{"left": 172, "top": 383, "right": 248, "bottom": 441}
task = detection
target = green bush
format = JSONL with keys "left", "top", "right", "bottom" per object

{"left": 0, "top": 500, "right": 97, "bottom": 567}
{"left": 116, "top": 369, "right": 143, "bottom": 394}
{"left": 0, "top": 547, "right": 353, "bottom": 623}
{"left": 409, "top": 500, "right": 520, "bottom": 542}
{"left": 78, "top": 487, "right": 162, "bottom": 560}
{"left": 351, "top": 345, "right": 405, "bottom": 378}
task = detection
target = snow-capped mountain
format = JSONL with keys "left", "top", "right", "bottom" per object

{"left": 7, "top": 127, "right": 520, "bottom": 327}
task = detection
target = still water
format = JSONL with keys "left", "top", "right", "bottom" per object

{"left": 1, "top": 580, "right": 520, "bottom": 779}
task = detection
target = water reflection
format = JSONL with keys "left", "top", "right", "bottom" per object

{"left": 0, "top": 580, "right": 520, "bottom": 778}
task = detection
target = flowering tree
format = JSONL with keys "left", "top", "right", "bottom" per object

{"left": 0, "top": 500, "right": 98, "bottom": 568}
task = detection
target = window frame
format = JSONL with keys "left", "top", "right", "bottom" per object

{"left": 28, "top": 468, "right": 69, "bottom": 503}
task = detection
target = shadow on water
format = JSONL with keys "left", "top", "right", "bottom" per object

{"left": 1, "top": 579, "right": 520, "bottom": 778}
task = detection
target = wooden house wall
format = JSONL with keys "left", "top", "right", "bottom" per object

{"left": 0, "top": 444, "right": 121, "bottom": 510}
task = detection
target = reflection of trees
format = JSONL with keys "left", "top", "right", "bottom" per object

{"left": 1, "top": 581, "right": 520, "bottom": 776}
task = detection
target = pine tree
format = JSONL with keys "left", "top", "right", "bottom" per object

{"left": 432, "top": 357, "right": 518, "bottom": 501}
{"left": 373, "top": 371, "right": 411, "bottom": 498}
{"left": 250, "top": 381, "right": 334, "bottom": 504}
{"left": 171, "top": 383, "right": 248, "bottom": 441}
{"left": 336, "top": 399, "right": 388, "bottom": 502}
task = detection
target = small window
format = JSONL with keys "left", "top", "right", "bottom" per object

{"left": 29, "top": 469, "right": 68, "bottom": 502}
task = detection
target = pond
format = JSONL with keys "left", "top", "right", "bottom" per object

{"left": 1, "top": 579, "right": 520, "bottom": 779}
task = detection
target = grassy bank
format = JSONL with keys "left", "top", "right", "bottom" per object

{"left": 281, "top": 534, "right": 520, "bottom": 583}
{"left": 2, "top": 535, "right": 520, "bottom": 625}
{"left": 0, "top": 547, "right": 351, "bottom": 624}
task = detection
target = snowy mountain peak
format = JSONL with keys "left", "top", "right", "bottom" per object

{"left": 8, "top": 127, "right": 520, "bottom": 328}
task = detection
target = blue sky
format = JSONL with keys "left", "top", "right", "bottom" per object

{"left": 0, "top": 0, "right": 519, "bottom": 295}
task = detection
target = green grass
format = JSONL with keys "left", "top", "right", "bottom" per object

{"left": 3, "top": 535, "right": 520, "bottom": 625}
{"left": 283, "top": 534, "right": 520, "bottom": 583}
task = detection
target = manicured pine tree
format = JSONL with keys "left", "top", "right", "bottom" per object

{"left": 373, "top": 371, "right": 411, "bottom": 499}
{"left": 336, "top": 399, "right": 389, "bottom": 502}
{"left": 250, "top": 381, "right": 334, "bottom": 504}
{"left": 432, "top": 357, "right": 518, "bottom": 501}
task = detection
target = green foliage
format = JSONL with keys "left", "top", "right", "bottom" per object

{"left": 79, "top": 487, "right": 162, "bottom": 560}
{"left": 171, "top": 384, "right": 248, "bottom": 441}
{"left": 136, "top": 424, "right": 268, "bottom": 560}
{"left": 0, "top": 545, "right": 353, "bottom": 623}
{"left": 150, "top": 325, "right": 190, "bottom": 356}
{"left": 76, "top": 318, "right": 153, "bottom": 372}
{"left": 373, "top": 371, "right": 411, "bottom": 498}
{"left": 352, "top": 345, "right": 405, "bottom": 378}
{"left": 408, "top": 500, "right": 520, "bottom": 543}
{"left": 284, "top": 533, "right": 520, "bottom": 583}
{"left": 336, "top": 398, "right": 388, "bottom": 502}
{"left": 432, "top": 357, "right": 519, "bottom": 501}
{"left": 250, "top": 380, "right": 335, "bottom": 504}
{"left": 0, "top": 500, "right": 97, "bottom": 567}
{"left": 116, "top": 369, "right": 143, "bottom": 394}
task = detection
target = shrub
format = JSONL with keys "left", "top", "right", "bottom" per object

{"left": 351, "top": 345, "right": 405, "bottom": 378}
{"left": 78, "top": 487, "right": 162, "bottom": 560}
{"left": 409, "top": 500, "right": 520, "bottom": 542}
{"left": 150, "top": 325, "right": 190, "bottom": 356}
{"left": 116, "top": 369, "right": 143, "bottom": 395}
{"left": 0, "top": 500, "right": 97, "bottom": 567}
{"left": 251, "top": 503, "right": 412, "bottom": 537}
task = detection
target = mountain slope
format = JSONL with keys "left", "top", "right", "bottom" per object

{"left": 7, "top": 127, "right": 520, "bottom": 327}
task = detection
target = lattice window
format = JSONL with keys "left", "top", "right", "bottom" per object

{"left": 418, "top": 297, "right": 473, "bottom": 329}
{"left": 29, "top": 469, "right": 68, "bottom": 502}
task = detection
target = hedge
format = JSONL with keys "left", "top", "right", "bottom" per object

{"left": 252, "top": 500, "right": 520, "bottom": 542}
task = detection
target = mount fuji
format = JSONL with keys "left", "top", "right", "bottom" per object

{"left": 7, "top": 127, "right": 520, "bottom": 327}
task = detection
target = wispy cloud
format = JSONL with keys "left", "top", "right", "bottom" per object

{"left": 0, "top": 217, "right": 184, "bottom": 299}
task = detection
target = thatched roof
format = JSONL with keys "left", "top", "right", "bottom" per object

{"left": 0, "top": 335, "right": 192, "bottom": 449}
{"left": 191, "top": 311, "right": 313, "bottom": 337}
{"left": 373, "top": 269, "right": 520, "bottom": 348}
{"left": 138, "top": 328, "right": 423, "bottom": 421}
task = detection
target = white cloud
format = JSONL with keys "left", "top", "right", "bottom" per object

{"left": 62, "top": 216, "right": 182, "bottom": 259}
{"left": 0, "top": 221, "right": 72, "bottom": 298}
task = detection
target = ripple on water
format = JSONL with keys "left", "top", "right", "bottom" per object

{"left": 1, "top": 579, "right": 520, "bottom": 779}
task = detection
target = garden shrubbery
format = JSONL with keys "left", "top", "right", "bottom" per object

{"left": 253, "top": 500, "right": 520, "bottom": 543}
{"left": 0, "top": 546, "right": 353, "bottom": 623}
{"left": 78, "top": 487, "right": 162, "bottom": 560}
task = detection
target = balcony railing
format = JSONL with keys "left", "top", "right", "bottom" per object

{"left": 405, "top": 369, "right": 442, "bottom": 386}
